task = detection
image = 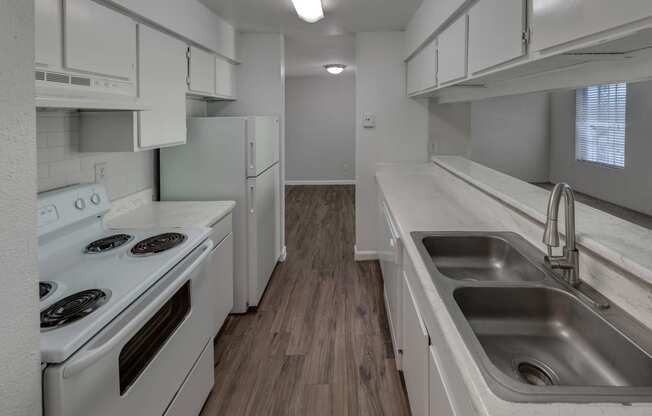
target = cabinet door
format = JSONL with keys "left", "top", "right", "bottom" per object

{"left": 63, "top": 0, "right": 136, "bottom": 79}
{"left": 429, "top": 346, "right": 455, "bottom": 416}
{"left": 188, "top": 46, "right": 215, "bottom": 95}
{"left": 531, "top": 0, "right": 652, "bottom": 52}
{"left": 209, "top": 233, "right": 234, "bottom": 335}
{"left": 402, "top": 270, "right": 429, "bottom": 416}
{"left": 35, "top": 0, "right": 62, "bottom": 68}
{"left": 137, "top": 25, "right": 187, "bottom": 149}
{"left": 438, "top": 16, "right": 468, "bottom": 85}
{"left": 215, "top": 56, "right": 235, "bottom": 98}
{"left": 407, "top": 40, "right": 437, "bottom": 95}
{"left": 468, "top": 0, "right": 525, "bottom": 74}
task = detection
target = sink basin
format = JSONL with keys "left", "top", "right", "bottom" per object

{"left": 412, "top": 231, "right": 652, "bottom": 402}
{"left": 422, "top": 235, "right": 545, "bottom": 282}
{"left": 454, "top": 286, "right": 652, "bottom": 389}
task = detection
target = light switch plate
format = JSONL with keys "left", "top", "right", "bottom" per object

{"left": 95, "top": 162, "right": 108, "bottom": 185}
{"left": 363, "top": 113, "right": 376, "bottom": 128}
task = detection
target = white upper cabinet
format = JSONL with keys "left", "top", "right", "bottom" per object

{"left": 215, "top": 56, "right": 235, "bottom": 99}
{"left": 35, "top": 0, "right": 62, "bottom": 68}
{"left": 438, "top": 17, "right": 468, "bottom": 85}
{"left": 531, "top": 0, "right": 652, "bottom": 52}
{"left": 188, "top": 46, "right": 215, "bottom": 96}
{"left": 63, "top": 0, "right": 136, "bottom": 80}
{"left": 468, "top": 0, "right": 526, "bottom": 75}
{"left": 407, "top": 40, "right": 438, "bottom": 95}
{"left": 137, "top": 25, "right": 187, "bottom": 149}
{"left": 406, "top": 0, "right": 468, "bottom": 59}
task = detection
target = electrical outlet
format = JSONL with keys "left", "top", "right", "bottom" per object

{"left": 95, "top": 162, "right": 108, "bottom": 185}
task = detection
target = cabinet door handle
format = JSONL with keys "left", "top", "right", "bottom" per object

{"left": 248, "top": 141, "right": 255, "bottom": 171}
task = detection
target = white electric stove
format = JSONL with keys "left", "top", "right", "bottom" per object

{"left": 39, "top": 184, "right": 216, "bottom": 416}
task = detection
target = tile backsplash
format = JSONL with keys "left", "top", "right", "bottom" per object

{"left": 36, "top": 110, "right": 156, "bottom": 200}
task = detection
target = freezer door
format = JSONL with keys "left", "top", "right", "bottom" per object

{"left": 247, "top": 163, "right": 280, "bottom": 306}
{"left": 247, "top": 117, "right": 280, "bottom": 177}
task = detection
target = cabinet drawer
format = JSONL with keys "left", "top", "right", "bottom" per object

{"left": 208, "top": 213, "right": 233, "bottom": 246}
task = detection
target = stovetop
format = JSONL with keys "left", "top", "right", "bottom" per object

{"left": 39, "top": 225, "right": 210, "bottom": 364}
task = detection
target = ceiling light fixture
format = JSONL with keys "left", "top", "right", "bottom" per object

{"left": 291, "top": 0, "right": 324, "bottom": 23}
{"left": 325, "top": 64, "right": 346, "bottom": 75}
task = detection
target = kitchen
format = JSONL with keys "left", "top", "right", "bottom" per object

{"left": 4, "top": 0, "right": 652, "bottom": 415}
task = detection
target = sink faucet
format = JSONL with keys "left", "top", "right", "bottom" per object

{"left": 542, "top": 183, "right": 580, "bottom": 287}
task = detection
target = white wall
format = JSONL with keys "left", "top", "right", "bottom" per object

{"left": 429, "top": 93, "right": 550, "bottom": 183}
{"left": 285, "top": 74, "right": 355, "bottom": 183}
{"left": 550, "top": 81, "right": 652, "bottom": 216}
{"left": 36, "top": 111, "right": 157, "bottom": 200}
{"left": 0, "top": 1, "right": 41, "bottom": 415}
{"left": 355, "top": 31, "right": 429, "bottom": 256}
{"left": 469, "top": 94, "right": 550, "bottom": 183}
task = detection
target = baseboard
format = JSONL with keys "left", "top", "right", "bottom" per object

{"left": 285, "top": 179, "right": 356, "bottom": 186}
{"left": 279, "top": 245, "right": 287, "bottom": 262}
{"left": 354, "top": 245, "right": 378, "bottom": 261}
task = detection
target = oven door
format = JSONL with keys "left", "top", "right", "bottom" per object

{"left": 43, "top": 240, "right": 214, "bottom": 416}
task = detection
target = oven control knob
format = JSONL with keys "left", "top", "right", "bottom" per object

{"left": 90, "top": 193, "right": 101, "bottom": 205}
{"left": 74, "top": 198, "right": 86, "bottom": 210}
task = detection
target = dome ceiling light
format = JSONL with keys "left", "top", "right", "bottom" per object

{"left": 325, "top": 64, "right": 346, "bottom": 75}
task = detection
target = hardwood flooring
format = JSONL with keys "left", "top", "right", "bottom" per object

{"left": 200, "top": 185, "right": 410, "bottom": 416}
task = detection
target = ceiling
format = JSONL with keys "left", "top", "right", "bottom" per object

{"left": 199, "top": 0, "right": 422, "bottom": 76}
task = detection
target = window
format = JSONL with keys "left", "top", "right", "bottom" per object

{"left": 575, "top": 82, "right": 627, "bottom": 168}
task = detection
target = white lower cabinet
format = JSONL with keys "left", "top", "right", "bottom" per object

{"left": 429, "top": 346, "right": 455, "bottom": 416}
{"left": 210, "top": 232, "right": 234, "bottom": 335}
{"left": 206, "top": 213, "right": 235, "bottom": 335}
{"left": 402, "top": 270, "right": 430, "bottom": 416}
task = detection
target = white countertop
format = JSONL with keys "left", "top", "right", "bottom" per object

{"left": 107, "top": 200, "right": 236, "bottom": 229}
{"left": 376, "top": 160, "right": 652, "bottom": 416}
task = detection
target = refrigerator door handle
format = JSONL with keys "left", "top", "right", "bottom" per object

{"left": 249, "top": 184, "right": 255, "bottom": 214}
{"left": 248, "top": 141, "right": 255, "bottom": 173}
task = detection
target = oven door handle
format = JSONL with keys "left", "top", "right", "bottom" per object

{"left": 62, "top": 240, "right": 214, "bottom": 379}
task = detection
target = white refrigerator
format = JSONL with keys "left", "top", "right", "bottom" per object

{"left": 160, "top": 116, "right": 281, "bottom": 313}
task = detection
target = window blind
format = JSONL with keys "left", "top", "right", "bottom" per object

{"left": 575, "top": 82, "right": 627, "bottom": 168}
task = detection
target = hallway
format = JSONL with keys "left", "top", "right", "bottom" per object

{"left": 200, "top": 185, "right": 410, "bottom": 416}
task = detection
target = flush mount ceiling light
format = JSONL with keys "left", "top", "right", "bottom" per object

{"left": 325, "top": 64, "right": 346, "bottom": 75}
{"left": 291, "top": 0, "right": 324, "bottom": 23}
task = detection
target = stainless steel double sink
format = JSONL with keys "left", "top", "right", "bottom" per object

{"left": 412, "top": 231, "right": 652, "bottom": 403}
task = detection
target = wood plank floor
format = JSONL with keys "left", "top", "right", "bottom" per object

{"left": 200, "top": 185, "right": 410, "bottom": 416}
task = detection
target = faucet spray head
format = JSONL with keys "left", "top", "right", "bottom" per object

{"left": 543, "top": 219, "right": 560, "bottom": 247}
